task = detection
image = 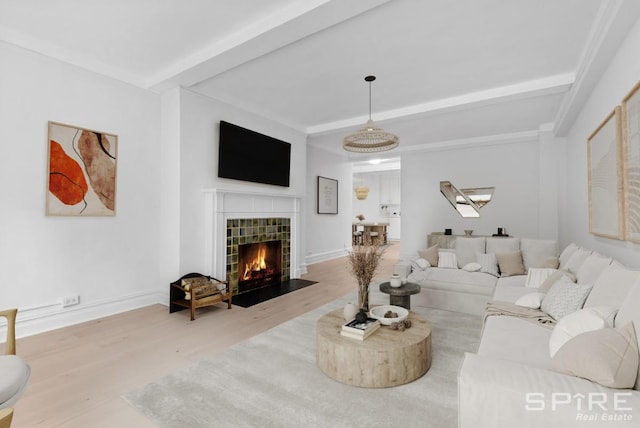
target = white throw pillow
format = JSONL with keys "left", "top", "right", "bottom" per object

{"left": 412, "top": 258, "right": 430, "bottom": 270}
{"left": 476, "top": 252, "right": 499, "bottom": 277}
{"left": 525, "top": 268, "right": 557, "bottom": 288}
{"left": 462, "top": 262, "right": 481, "bottom": 272}
{"left": 437, "top": 251, "right": 458, "bottom": 269}
{"left": 540, "top": 276, "right": 592, "bottom": 321}
{"left": 515, "top": 292, "right": 546, "bottom": 309}
{"left": 549, "top": 306, "right": 617, "bottom": 357}
{"left": 552, "top": 323, "right": 639, "bottom": 389}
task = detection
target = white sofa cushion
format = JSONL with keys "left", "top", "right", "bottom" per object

{"left": 584, "top": 263, "right": 640, "bottom": 309}
{"left": 563, "top": 247, "right": 592, "bottom": 274}
{"left": 615, "top": 283, "right": 640, "bottom": 390}
{"left": 477, "top": 316, "right": 552, "bottom": 369}
{"left": 540, "top": 276, "right": 592, "bottom": 321}
{"left": 476, "top": 252, "right": 498, "bottom": 277}
{"left": 558, "top": 242, "right": 579, "bottom": 270}
{"left": 575, "top": 252, "right": 612, "bottom": 286}
{"left": 455, "top": 237, "right": 486, "bottom": 268}
{"left": 548, "top": 306, "right": 617, "bottom": 357}
{"left": 520, "top": 238, "right": 558, "bottom": 271}
{"left": 552, "top": 322, "right": 639, "bottom": 389}
{"left": 495, "top": 275, "right": 527, "bottom": 289}
{"left": 416, "top": 267, "right": 497, "bottom": 296}
{"left": 486, "top": 237, "right": 519, "bottom": 255}
{"left": 437, "top": 251, "right": 458, "bottom": 268}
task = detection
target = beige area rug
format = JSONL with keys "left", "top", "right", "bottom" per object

{"left": 123, "top": 292, "right": 482, "bottom": 428}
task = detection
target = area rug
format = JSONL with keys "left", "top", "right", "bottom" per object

{"left": 123, "top": 293, "right": 482, "bottom": 428}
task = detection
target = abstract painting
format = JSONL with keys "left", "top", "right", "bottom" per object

{"left": 622, "top": 81, "right": 640, "bottom": 243}
{"left": 587, "top": 107, "right": 624, "bottom": 240}
{"left": 47, "top": 121, "right": 117, "bottom": 216}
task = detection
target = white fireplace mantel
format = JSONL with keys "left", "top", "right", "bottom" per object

{"left": 203, "top": 189, "right": 304, "bottom": 280}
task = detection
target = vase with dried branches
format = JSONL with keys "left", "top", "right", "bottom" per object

{"left": 346, "top": 241, "right": 385, "bottom": 312}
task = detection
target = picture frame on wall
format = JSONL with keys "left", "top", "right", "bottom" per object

{"left": 47, "top": 121, "right": 118, "bottom": 216}
{"left": 622, "top": 80, "right": 640, "bottom": 243}
{"left": 317, "top": 176, "right": 338, "bottom": 214}
{"left": 587, "top": 107, "right": 624, "bottom": 240}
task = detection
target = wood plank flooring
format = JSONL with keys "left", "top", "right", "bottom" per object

{"left": 11, "top": 242, "right": 400, "bottom": 427}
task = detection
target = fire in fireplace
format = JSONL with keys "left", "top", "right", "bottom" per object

{"left": 238, "top": 240, "right": 282, "bottom": 293}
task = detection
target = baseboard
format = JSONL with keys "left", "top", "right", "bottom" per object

{"left": 4, "top": 289, "right": 166, "bottom": 339}
{"left": 305, "top": 248, "right": 349, "bottom": 265}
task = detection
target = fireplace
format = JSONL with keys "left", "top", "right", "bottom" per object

{"left": 237, "top": 240, "right": 282, "bottom": 292}
{"left": 225, "top": 217, "right": 291, "bottom": 295}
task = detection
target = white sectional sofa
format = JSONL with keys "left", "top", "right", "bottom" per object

{"left": 458, "top": 243, "right": 640, "bottom": 427}
{"left": 395, "top": 236, "right": 559, "bottom": 315}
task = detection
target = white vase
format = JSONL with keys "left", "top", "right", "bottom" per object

{"left": 343, "top": 302, "right": 358, "bottom": 321}
{"left": 390, "top": 274, "right": 402, "bottom": 288}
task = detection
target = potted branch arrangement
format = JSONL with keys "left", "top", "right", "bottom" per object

{"left": 346, "top": 239, "right": 385, "bottom": 315}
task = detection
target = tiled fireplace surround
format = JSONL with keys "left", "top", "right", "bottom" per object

{"left": 203, "top": 189, "right": 302, "bottom": 294}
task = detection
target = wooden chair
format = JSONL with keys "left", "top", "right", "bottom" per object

{"left": 0, "top": 309, "right": 31, "bottom": 410}
{"left": 0, "top": 408, "right": 13, "bottom": 428}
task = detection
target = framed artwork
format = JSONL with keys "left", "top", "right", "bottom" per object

{"left": 587, "top": 107, "right": 624, "bottom": 240}
{"left": 622, "top": 80, "right": 640, "bottom": 243}
{"left": 47, "top": 121, "right": 118, "bottom": 216}
{"left": 317, "top": 176, "right": 338, "bottom": 214}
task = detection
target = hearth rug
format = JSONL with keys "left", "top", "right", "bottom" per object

{"left": 123, "top": 292, "right": 482, "bottom": 428}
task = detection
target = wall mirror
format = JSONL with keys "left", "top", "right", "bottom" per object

{"left": 440, "top": 181, "right": 495, "bottom": 218}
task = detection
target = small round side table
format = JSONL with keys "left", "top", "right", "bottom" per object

{"left": 379, "top": 282, "right": 421, "bottom": 310}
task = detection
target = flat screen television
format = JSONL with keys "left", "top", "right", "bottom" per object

{"left": 218, "top": 121, "right": 291, "bottom": 187}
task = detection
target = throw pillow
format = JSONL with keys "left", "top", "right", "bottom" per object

{"left": 538, "top": 270, "right": 576, "bottom": 294}
{"left": 525, "top": 268, "right": 557, "bottom": 288}
{"left": 615, "top": 285, "right": 640, "bottom": 391}
{"left": 520, "top": 238, "right": 558, "bottom": 271}
{"left": 476, "top": 252, "right": 499, "bottom": 277}
{"left": 462, "top": 262, "right": 481, "bottom": 272}
{"left": 551, "top": 322, "right": 639, "bottom": 389}
{"left": 548, "top": 306, "right": 617, "bottom": 357}
{"left": 496, "top": 251, "right": 525, "bottom": 277}
{"left": 418, "top": 245, "right": 439, "bottom": 267}
{"left": 411, "top": 258, "right": 430, "bottom": 271}
{"left": 455, "top": 237, "right": 486, "bottom": 268}
{"left": 541, "top": 256, "right": 560, "bottom": 269}
{"left": 515, "top": 292, "right": 546, "bottom": 309}
{"left": 540, "top": 276, "right": 592, "bottom": 320}
{"left": 437, "top": 251, "right": 458, "bottom": 269}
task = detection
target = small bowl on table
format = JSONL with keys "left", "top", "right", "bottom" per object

{"left": 369, "top": 305, "right": 409, "bottom": 326}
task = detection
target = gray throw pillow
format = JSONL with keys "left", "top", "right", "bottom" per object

{"left": 541, "top": 276, "right": 592, "bottom": 321}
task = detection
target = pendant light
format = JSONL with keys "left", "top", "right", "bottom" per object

{"left": 343, "top": 75, "right": 399, "bottom": 153}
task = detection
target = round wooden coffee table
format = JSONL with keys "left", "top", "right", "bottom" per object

{"left": 316, "top": 308, "right": 432, "bottom": 388}
{"left": 379, "top": 281, "right": 421, "bottom": 309}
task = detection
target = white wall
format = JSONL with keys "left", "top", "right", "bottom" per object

{"left": 0, "top": 42, "right": 163, "bottom": 336}
{"left": 562, "top": 16, "right": 640, "bottom": 267}
{"left": 305, "top": 144, "right": 353, "bottom": 264}
{"left": 176, "top": 89, "right": 308, "bottom": 275}
{"left": 400, "top": 138, "right": 556, "bottom": 260}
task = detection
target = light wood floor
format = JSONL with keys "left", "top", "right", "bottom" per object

{"left": 11, "top": 242, "right": 400, "bottom": 427}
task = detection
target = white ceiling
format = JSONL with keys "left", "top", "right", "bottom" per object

{"left": 2, "top": 0, "right": 639, "bottom": 152}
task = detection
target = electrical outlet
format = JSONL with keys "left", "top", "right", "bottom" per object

{"left": 61, "top": 295, "right": 80, "bottom": 307}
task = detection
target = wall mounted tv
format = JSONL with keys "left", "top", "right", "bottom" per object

{"left": 218, "top": 121, "right": 291, "bottom": 187}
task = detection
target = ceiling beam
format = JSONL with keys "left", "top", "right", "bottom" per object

{"left": 146, "top": 0, "right": 392, "bottom": 92}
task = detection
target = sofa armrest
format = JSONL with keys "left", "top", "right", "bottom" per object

{"left": 393, "top": 262, "right": 412, "bottom": 278}
{"left": 459, "top": 353, "right": 640, "bottom": 428}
